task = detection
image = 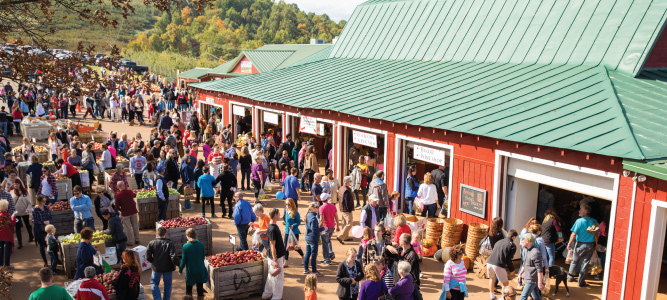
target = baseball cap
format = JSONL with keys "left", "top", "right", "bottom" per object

{"left": 156, "top": 166, "right": 165, "bottom": 172}
{"left": 321, "top": 193, "right": 330, "bottom": 202}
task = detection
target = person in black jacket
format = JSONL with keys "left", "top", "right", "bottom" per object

{"left": 336, "top": 247, "right": 365, "bottom": 300}
{"left": 277, "top": 150, "right": 290, "bottom": 183}
{"left": 93, "top": 187, "right": 115, "bottom": 230}
{"left": 486, "top": 229, "right": 518, "bottom": 297}
{"left": 102, "top": 209, "right": 127, "bottom": 263}
{"left": 147, "top": 226, "right": 178, "bottom": 300}
{"left": 164, "top": 149, "right": 179, "bottom": 188}
{"left": 212, "top": 164, "right": 237, "bottom": 219}
{"left": 386, "top": 233, "right": 421, "bottom": 298}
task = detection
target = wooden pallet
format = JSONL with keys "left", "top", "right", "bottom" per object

{"left": 51, "top": 209, "right": 75, "bottom": 236}
{"left": 137, "top": 196, "right": 181, "bottom": 229}
{"left": 204, "top": 259, "right": 268, "bottom": 300}
{"left": 161, "top": 218, "right": 213, "bottom": 257}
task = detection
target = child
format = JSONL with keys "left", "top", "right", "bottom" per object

{"left": 304, "top": 273, "right": 317, "bottom": 300}
{"left": 357, "top": 227, "right": 374, "bottom": 261}
{"left": 389, "top": 191, "right": 400, "bottom": 217}
{"left": 46, "top": 224, "right": 60, "bottom": 273}
{"left": 411, "top": 231, "right": 424, "bottom": 278}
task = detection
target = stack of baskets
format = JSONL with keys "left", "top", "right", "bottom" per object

{"left": 464, "top": 223, "right": 489, "bottom": 261}
{"left": 425, "top": 218, "right": 445, "bottom": 245}
{"left": 440, "top": 218, "right": 463, "bottom": 249}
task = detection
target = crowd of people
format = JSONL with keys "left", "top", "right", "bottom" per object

{"left": 0, "top": 72, "right": 605, "bottom": 300}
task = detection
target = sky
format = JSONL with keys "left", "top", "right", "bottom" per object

{"left": 285, "top": 0, "right": 366, "bottom": 22}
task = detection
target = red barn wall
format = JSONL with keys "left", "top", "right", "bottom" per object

{"left": 643, "top": 26, "right": 667, "bottom": 69}
{"left": 230, "top": 56, "right": 259, "bottom": 74}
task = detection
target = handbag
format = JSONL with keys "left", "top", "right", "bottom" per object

{"left": 379, "top": 281, "right": 395, "bottom": 300}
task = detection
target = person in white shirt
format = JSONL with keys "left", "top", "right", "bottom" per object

{"left": 99, "top": 144, "right": 113, "bottom": 170}
{"left": 109, "top": 95, "right": 120, "bottom": 122}
{"left": 417, "top": 173, "right": 438, "bottom": 218}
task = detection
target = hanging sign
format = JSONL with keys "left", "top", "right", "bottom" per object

{"left": 413, "top": 144, "right": 446, "bottom": 166}
{"left": 353, "top": 130, "right": 377, "bottom": 148}
{"left": 205, "top": 97, "right": 214, "bottom": 104}
{"left": 318, "top": 123, "right": 325, "bottom": 136}
{"left": 240, "top": 61, "right": 253, "bottom": 73}
{"left": 299, "top": 116, "right": 317, "bottom": 134}
{"left": 233, "top": 105, "right": 246, "bottom": 116}
{"left": 459, "top": 184, "right": 487, "bottom": 218}
{"left": 263, "top": 111, "right": 279, "bottom": 125}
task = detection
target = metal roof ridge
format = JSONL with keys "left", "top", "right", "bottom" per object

{"left": 601, "top": 66, "right": 646, "bottom": 160}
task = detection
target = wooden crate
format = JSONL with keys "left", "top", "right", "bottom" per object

{"left": 20, "top": 124, "right": 50, "bottom": 140}
{"left": 104, "top": 170, "right": 137, "bottom": 192}
{"left": 60, "top": 238, "right": 113, "bottom": 279}
{"left": 51, "top": 209, "right": 75, "bottom": 236}
{"left": 137, "top": 196, "right": 181, "bottom": 229}
{"left": 109, "top": 284, "right": 145, "bottom": 300}
{"left": 204, "top": 259, "right": 268, "bottom": 300}
{"left": 55, "top": 178, "right": 73, "bottom": 201}
{"left": 160, "top": 218, "right": 213, "bottom": 257}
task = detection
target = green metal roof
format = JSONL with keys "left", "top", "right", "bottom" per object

{"left": 623, "top": 159, "right": 667, "bottom": 182}
{"left": 242, "top": 50, "right": 296, "bottom": 73}
{"left": 177, "top": 67, "right": 211, "bottom": 79}
{"left": 288, "top": 46, "right": 334, "bottom": 68}
{"left": 191, "top": 58, "right": 657, "bottom": 159}
{"left": 331, "top": 0, "right": 667, "bottom": 76}
{"left": 255, "top": 44, "right": 332, "bottom": 69}
{"left": 207, "top": 58, "right": 239, "bottom": 75}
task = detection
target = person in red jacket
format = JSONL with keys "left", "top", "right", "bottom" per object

{"left": 76, "top": 266, "right": 109, "bottom": 300}
{"left": 114, "top": 181, "right": 140, "bottom": 246}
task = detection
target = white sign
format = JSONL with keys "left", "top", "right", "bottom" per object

{"left": 352, "top": 130, "right": 377, "bottom": 148}
{"left": 229, "top": 234, "right": 236, "bottom": 246}
{"left": 233, "top": 105, "right": 246, "bottom": 116}
{"left": 240, "top": 61, "right": 253, "bottom": 73}
{"left": 205, "top": 97, "right": 214, "bottom": 104}
{"left": 299, "top": 116, "right": 317, "bottom": 134}
{"left": 263, "top": 111, "right": 279, "bottom": 125}
{"left": 413, "top": 144, "right": 446, "bottom": 166}
{"left": 318, "top": 123, "right": 325, "bottom": 136}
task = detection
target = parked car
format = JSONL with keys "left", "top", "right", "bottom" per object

{"left": 120, "top": 60, "right": 148, "bottom": 73}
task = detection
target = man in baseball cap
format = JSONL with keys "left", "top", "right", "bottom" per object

{"left": 318, "top": 192, "right": 339, "bottom": 265}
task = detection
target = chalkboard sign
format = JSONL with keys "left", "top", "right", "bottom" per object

{"left": 459, "top": 184, "right": 487, "bottom": 218}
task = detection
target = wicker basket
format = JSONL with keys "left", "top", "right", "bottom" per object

{"left": 425, "top": 218, "right": 445, "bottom": 245}
{"left": 464, "top": 223, "right": 489, "bottom": 261}
{"left": 440, "top": 218, "right": 463, "bottom": 248}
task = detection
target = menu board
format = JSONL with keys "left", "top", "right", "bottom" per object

{"left": 459, "top": 184, "right": 487, "bottom": 218}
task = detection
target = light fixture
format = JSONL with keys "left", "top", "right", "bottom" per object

{"left": 638, "top": 175, "right": 647, "bottom": 182}
{"left": 623, "top": 170, "right": 631, "bottom": 177}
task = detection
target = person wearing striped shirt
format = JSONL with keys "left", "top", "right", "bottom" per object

{"left": 442, "top": 244, "right": 468, "bottom": 300}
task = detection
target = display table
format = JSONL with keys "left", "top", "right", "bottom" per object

{"left": 20, "top": 119, "right": 51, "bottom": 140}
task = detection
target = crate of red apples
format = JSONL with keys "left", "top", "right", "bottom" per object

{"left": 157, "top": 217, "right": 212, "bottom": 257}
{"left": 204, "top": 250, "right": 268, "bottom": 300}
{"left": 48, "top": 201, "right": 75, "bottom": 236}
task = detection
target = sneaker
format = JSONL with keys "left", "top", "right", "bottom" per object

{"left": 303, "top": 270, "right": 311, "bottom": 274}
{"left": 336, "top": 237, "right": 345, "bottom": 245}
{"left": 314, "top": 272, "right": 323, "bottom": 277}
{"left": 320, "top": 260, "right": 331, "bottom": 266}
{"left": 579, "top": 283, "right": 590, "bottom": 287}
{"left": 210, "top": 214, "right": 218, "bottom": 218}
{"left": 200, "top": 213, "right": 205, "bottom": 217}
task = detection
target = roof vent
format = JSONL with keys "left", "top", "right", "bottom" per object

{"left": 310, "top": 39, "right": 326, "bottom": 45}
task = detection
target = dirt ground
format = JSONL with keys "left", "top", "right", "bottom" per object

{"left": 7, "top": 115, "right": 604, "bottom": 300}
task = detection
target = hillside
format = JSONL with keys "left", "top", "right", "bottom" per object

{"left": 126, "top": 0, "right": 346, "bottom": 61}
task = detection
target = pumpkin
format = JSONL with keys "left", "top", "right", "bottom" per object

{"left": 423, "top": 239, "right": 435, "bottom": 248}
{"left": 462, "top": 255, "right": 471, "bottom": 270}
{"left": 423, "top": 245, "right": 438, "bottom": 257}
{"left": 434, "top": 249, "right": 444, "bottom": 262}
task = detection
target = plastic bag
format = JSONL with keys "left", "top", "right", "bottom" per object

{"left": 286, "top": 231, "right": 299, "bottom": 251}
{"left": 589, "top": 251, "right": 602, "bottom": 275}
{"left": 565, "top": 249, "right": 574, "bottom": 264}
{"left": 258, "top": 188, "right": 266, "bottom": 200}
{"left": 479, "top": 236, "right": 492, "bottom": 257}
{"left": 252, "top": 230, "right": 262, "bottom": 249}
{"left": 264, "top": 180, "right": 272, "bottom": 192}
{"left": 413, "top": 197, "right": 424, "bottom": 214}
{"left": 541, "top": 275, "right": 550, "bottom": 294}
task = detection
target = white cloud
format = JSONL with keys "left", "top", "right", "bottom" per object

{"left": 285, "top": 0, "right": 366, "bottom": 22}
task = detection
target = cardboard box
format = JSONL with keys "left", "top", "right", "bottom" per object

{"left": 131, "top": 245, "right": 151, "bottom": 272}
{"left": 101, "top": 247, "right": 117, "bottom": 265}
{"left": 92, "top": 242, "right": 105, "bottom": 254}
{"left": 406, "top": 214, "right": 427, "bottom": 234}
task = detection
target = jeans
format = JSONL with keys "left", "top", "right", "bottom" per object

{"left": 355, "top": 186, "right": 368, "bottom": 206}
{"left": 520, "top": 282, "right": 542, "bottom": 300}
{"left": 158, "top": 199, "right": 167, "bottom": 221}
{"left": 15, "top": 215, "right": 33, "bottom": 246}
{"left": 49, "top": 251, "right": 58, "bottom": 271}
{"left": 241, "top": 168, "right": 251, "bottom": 190}
{"left": 321, "top": 228, "right": 334, "bottom": 262}
{"left": 300, "top": 171, "right": 309, "bottom": 191}
{"left": 304, "top": 242, "right": 318, "bottom": 272}
{"left": 74, "top": 217, "right": 95, "bottom": 233}
{"left": 201, "top": 196, "right": 214, "bottom": 216}
{"left": 179, "top": 104, "right": 188, "bottom": 112}
{"left": 111, "top": 241, "right": 126, "bottom": 264}
{"left": 422, "top": 203, "right": 437, "bottom": 218}
{"left": 568, "top": 242, "right": 595, "bottom": 286}
{"left": 167, "top": 100, "right": 175, "bottom": 111}
{"left": 0, "top": 122, "right": 6, "bottom": 137}
{"left": 151, "top": 271, "right": 173, "bottom": 300}
{"left": 378, "top": 207, "right": 388, "bottom": 223}
{"left": 405, "top": 197, "right": 415, "bottom": 215}
{"left": 545, "top": 243, "right": 556, "bottom": 266}
{"left": 258, "top": 239, "right": 269, "bottom": 255}
{"left": 219, "top": 191, "right": 233, "bottom": 216}
{"left": 134, "top": 173, "right": 144, "bottom": 189}
{"left": 60, "top": 107, "right": 68, "bottom": 119}
{"left": 0, "top": 241, "right": 10, "bottom": 266}
{"left": 236, "top": 224, "right": 250, "bottom": 250}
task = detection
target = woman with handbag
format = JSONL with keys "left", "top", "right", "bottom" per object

{"left": 358, "top": 263, "right": 388, "bottom": 300}
{"left": 303, "top": 146, "right": 318, "bottom": 193}
{"left": 11, "top": 179, "right": 32, "bottom": 249}
{"left": 336, "top": 247, "right": 364, "bottom": 300}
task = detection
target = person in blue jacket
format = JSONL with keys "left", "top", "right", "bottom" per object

{"left": 196, "top": 166, "right": 215, "bottom": 218}
{"left": 304, "top": 202, "right": 325, "bottom": 276}
{"left": 233, "top": 192, "right": 256, "bottom": 251}
{"left": 74, "top": 228, "right": 99, "bottom": 280}
{"left": 283, "top": 197, "right": 304, "bottom": 267}
{"left": 179, "top": 155, "right": 194, "bottom": 210}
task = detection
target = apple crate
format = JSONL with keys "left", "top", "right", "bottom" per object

{"left": 158, "top": 218, "right": 212, "bottom": 257}
{"left": 136, "top": 196, "right": 181, "bottom": 229}
{"left": 104, "top": 170, "right": 137, "bottom": 193}
{"left": 60, "top": 238, "right": 114, "bottom": 279}
{"left": 204, "top": 259, "right": 268, "bottom": 299}
{"left": 51, "top": 209, "right": 75, "bottom": 236}
{"left": 108, "top": 284, "right": 145, "bottom": 300}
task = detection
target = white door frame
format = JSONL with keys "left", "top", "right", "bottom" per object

{"left": 640, "top": 199, "right": 667, "bottom": 300}
{"left": 255, "top": 105, "right": 285, "bottom": 143}
{"left": 394, "top": 135, "right": 454, "bottom": 215}
{"left": 286, "top": 112, "right": 338, "bottom": 177}
{"left": 229, "top": 101, "right": 253, "bottom": 137}
{"left": 493, "top": 150, "right": 620, "bottom": 300}
{"left": 338, "top": 122, "right": 388, "bottom": 177}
